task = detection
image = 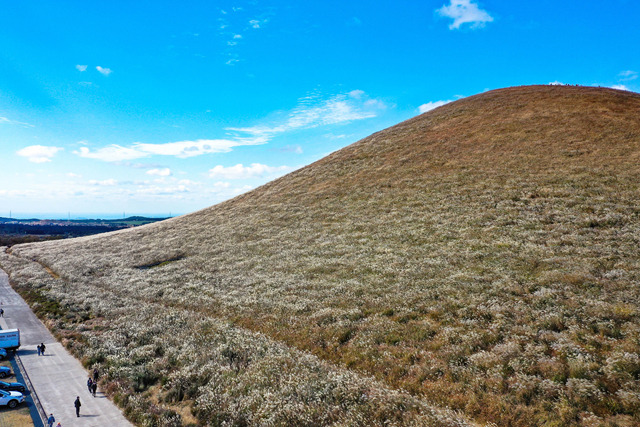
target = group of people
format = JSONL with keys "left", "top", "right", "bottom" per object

{"left": 78, "top": 368, "right": 100, "bottom": 415}
{"left": 46, "top": 368, "right": 100, "bottom": 424}
{"left": 87, "top": 371, "right": 99, "bottom": 397}
{"left": 36, "top": 342, "right": 46, "bottom": 356}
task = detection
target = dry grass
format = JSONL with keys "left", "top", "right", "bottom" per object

{"left": 0, "top": 406, "right": 33, "bottom": 426}
{"left": 2, "top": 85, "right": 640, "bottom": 426}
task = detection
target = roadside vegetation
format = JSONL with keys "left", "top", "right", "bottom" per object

{"left": 1, "top": 86, "right": 639, "bottom": 426}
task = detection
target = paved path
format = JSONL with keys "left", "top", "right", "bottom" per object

{"left": 0, "top": 269, "right": 132, "bottom": 426}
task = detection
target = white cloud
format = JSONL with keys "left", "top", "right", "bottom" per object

{"left": 88, "top": 179, "right": 118, "bottom": 186}
{"left": 135, "top": 139, "right": 248, "bottom": 158}
{"left": 74, "top": 139, "right": 257, "bottom": 162}
{"left": 66, "top": 172, "right": 82, "bottom": 178}
{"left": 418, "top": 100, "right": 453, "bottom": 114}
{"left": 76, "top": 64, "right": 88, "bottom": 72}
{"left": 549, "top": 81, "right": 565, "bottom": 86}
{"left": 618, "top": 70, "right": 638, "bottom": 82}
{"left": 16, "top": 145, "right": 63, "bottom": 163}
{"left": 96, "top": 66, "right": 113, "bottom": 76}
{"left": 146, "top": 168, "right": 172, "bottom": 176}
{"left": 233, "top": 34, "right": 242, "bottom": 39}
{"left": 437, "top": 0, "right": 493, "bottom": 30}
{"left": 75, "top": 145, "right": 146, "bottom": 162}
{"left": 208, "top": 163, "right": 292, "bottom": 180}
{"left": 610, "top": 84, "right": 630, "bottom": 91}
{"left": 249, "top": 19, "right": 261, "bottom": 28}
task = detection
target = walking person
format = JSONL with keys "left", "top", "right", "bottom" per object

{"left": 0, "top": 308, "right": 4, "bottom": 317}
{"left": 40, "top": 342, "right": 46, "bottom": 356}
{"left": 91, "top": 380, "right": 97, "bottom": 397}
{"left": 93, "top": 367, "right": 99, "bottom": 382}
{"left": 74, "top": 396, "right": 81, "bottom": 417}
{"left": 37, "top": 344, "right": 42, "bottom": 356}
{"left": 47, "top": 413, "right": 55, "bottom": 427}
{"left": 87, "top": 377, "right": 93, "bottom": 393}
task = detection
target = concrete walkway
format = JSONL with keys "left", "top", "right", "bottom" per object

{"left": 0, "top": 269, "right": 132, "bottom": 426}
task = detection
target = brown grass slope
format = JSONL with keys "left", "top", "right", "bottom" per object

{"left": 4, "top": 85, "right": 640, "bottom": 426}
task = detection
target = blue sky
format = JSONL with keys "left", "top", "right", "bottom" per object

{"left": 1, "top": 0, "right": 638, "bottom": 218}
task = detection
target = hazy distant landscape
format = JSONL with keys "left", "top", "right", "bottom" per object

{"left": 0, "top": 216, "right": 168, "bottom": 246}
{"left": 2, "top": 86, "right": 639, "bottom": 426}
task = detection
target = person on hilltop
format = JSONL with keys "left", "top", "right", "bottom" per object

{"left": 47, "top": 413, "right": 55, "bottom": 427}
{"left": 74, "top": 396, "right": 81, "bottom": 417}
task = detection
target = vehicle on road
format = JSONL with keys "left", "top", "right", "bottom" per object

{"left": 0, "top": 348, "right": 7, "bottom": 360}
{"left": 0, "top": 380, "right": 26, "bottom": 393}
{"left": 0, "top": 367, "right": 10, "bottom": 378}
{"left": 0, "top": 329, "right": 20, "bottom": 352}
{"left": 0, "top": 389, "right": 24, "bottom": 408}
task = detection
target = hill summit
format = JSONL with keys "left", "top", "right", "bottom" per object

{"left": 4, "top": 85, "right": 640, "bottom": 426}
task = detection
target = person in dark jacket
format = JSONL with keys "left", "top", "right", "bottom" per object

{"left": 74, "top": 396, "right": 81, "bottom": 417}
{"left": 91, "top": 381, "right": 97, "bottom": 397}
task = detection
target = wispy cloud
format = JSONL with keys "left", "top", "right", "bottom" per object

{"left": 16, "top": 145, "right": 63, "bottom": 163}
{"left": 75, "top": 90, "right": 384, "bottom": 163}
{"left": 96, "top": 66, "right": 113, "bottom": 76}
{"left": 618, "top": 70, "right": 638, "bottom": 82}
{"left": 208, "top": 163, "right": 292, "bottom": 180}
{"left": 279, "top": 145, "right": 303, "bottom": 154}
{"left": 0, "top": 116, "right": 34, "bottom": 128}
{"left": 437, "top": 0, "right": 493, "bottom": 30}
{"left": 146, "top": 168, "right": 172, "bottom": 177}
{"left": 228, "top": 90, "right": 384, "bottom": 141}
{"left": 76, "top": 64, "right": 88, "bottom": 72}
{"left": 88, "top": 179, "right": 118, "bottom": 186}
{"left": 418, "top": 100, "right": 453, "bottom": 114}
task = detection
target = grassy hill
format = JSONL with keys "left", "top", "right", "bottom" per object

{"left": 2, "top": 85, "right": 640, "bottom": 426}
